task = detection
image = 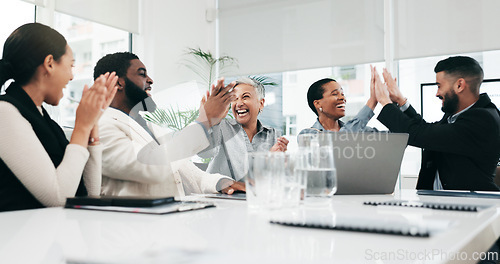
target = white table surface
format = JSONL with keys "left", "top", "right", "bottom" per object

{"left": 1, "top": 190, "right": 500, "bottom": 264}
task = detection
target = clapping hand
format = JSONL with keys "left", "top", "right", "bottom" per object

{"left": 72, "top": 72, "right": 118, "bottom": 147}
{"left": 270, "top": 136, "right": 289, "bottom": 152}
{"left": 76, "top": 72, "right": 118, "bottom": 130}
{"left": 197, "top": 78, "right": 236, "bottom": 128}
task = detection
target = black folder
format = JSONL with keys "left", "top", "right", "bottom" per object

{"left": 66, "top": 196, "right": 175, "bottom": 208}
{"left": 65, "top": 196, "right": 215, "bottom": 215}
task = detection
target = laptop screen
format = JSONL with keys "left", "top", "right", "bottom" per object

{"left": 318, "top": 132, "right": 409, "bottom": 195}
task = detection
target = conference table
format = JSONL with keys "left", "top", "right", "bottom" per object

{"left": 1, "top": 190, "right": 500, "bottom": 264}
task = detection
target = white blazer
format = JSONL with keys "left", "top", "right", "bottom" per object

{"left": 99, "top": 108, "right": 229, "bottom": 197}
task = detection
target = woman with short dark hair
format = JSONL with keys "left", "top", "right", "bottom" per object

{"left": 299, "top": 71, "right": 378, "bottom": 135}
{"left": 0, "top": 23, "right": 117, "bottom": 211}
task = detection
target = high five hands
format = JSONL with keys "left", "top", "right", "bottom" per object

{"left": 370, "top": 66, "right": 407, "bottom": 107}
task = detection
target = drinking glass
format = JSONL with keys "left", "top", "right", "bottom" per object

{"left": 245, "top": 151, "right": 302, "bottom": 211}
{"left": 245, "top": 152, "right": 285, "bottom": 210}
{"left": 296, "top": 133, "right": 337, "bottom": 198}
{"left": 256, "top": 130, "right": 283, "bottom": 152}
{"left": 281, "top": 152, "right": 301, "bottom": 208}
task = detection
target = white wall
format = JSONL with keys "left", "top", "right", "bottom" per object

{"left": 134, "top": 0, "right": 216, "bottom": 99}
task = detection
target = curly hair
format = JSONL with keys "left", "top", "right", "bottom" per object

{"left": 93, "top": 52, "right": 139, "bottom": 80}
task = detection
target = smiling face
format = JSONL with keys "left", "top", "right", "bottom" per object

{"left": 435, "top": 71, "right": 460, "bottom": 114}
{"left": 231, "top": 84, "right": 264, "bottom": 128}
{"left": 314, "top": 81, "right": 346, "bottom": 120}
{"left": 45, "top": 45, "right": 74, "bottom": 106}
{"left": 123, "top": 59, "right": 153, "bottom": 108}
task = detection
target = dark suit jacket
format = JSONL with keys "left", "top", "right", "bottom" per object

{"left": 377, "top": 93, "right": 500, "bottom": 191}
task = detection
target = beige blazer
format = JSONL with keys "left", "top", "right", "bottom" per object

{"left": 99, "top": 108, "right": 229, "bottom": 197}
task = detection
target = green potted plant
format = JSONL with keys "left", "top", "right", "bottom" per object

{"left": 144, "top": 47, "right": 238, "bottom": 131}
{"left": 182, "top": 47, "right": 238, "bottom": 91}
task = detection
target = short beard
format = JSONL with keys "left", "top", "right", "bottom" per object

{"left": 124, "top": 77, "right": 150, "bottom": 110}
{"left": 441, "top": 90, "right": 459, "bottom": 114}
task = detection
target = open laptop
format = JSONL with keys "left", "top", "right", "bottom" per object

{"left": 320, "top": 132, "right": 409, "bottom": 195}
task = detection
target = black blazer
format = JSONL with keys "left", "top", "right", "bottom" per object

{"left": 377, "top": 93, "right": 500, "bottom": 191}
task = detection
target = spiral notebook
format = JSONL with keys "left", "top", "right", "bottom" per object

{"left": 270, "top": 211, "right": 450, "bottom": 237}
{"left": 270, "top": 219, "right": 430, "bottom": 237}
{"left": 363, "top": 200, "right": 491, "bottom": 212}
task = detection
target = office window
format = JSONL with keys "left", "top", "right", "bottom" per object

{"left": 0, "top": 0, "right": 35, "bottom": 92}
{"left": 284, "top": 73, "right": 297, "bottom": 85}
{"left": 49, "top": 12, "right": 130, "bottom": 127}
{"left": 283, "top": 115, "right": 297, "bottom": 136}
{"left": 0, "top": 0, "right": 34, "bottom": 45}
{"left": 338, "top": 66, "right": 357, "bottom": 81}
{"left": 100, "top": 40, "right": 126, "bottom": 57}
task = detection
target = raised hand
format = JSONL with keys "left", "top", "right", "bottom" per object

{"left": 197, "top": 78, "right": 236, "bottom": 128}
{"left": 372, "top": 67, "right": 392, "bottom": 106}
{"left": 366, "top": 65, "right": 378, "bottom": 110}
{"left": 382, "top": 68, "right": 406, "bottom": 106}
